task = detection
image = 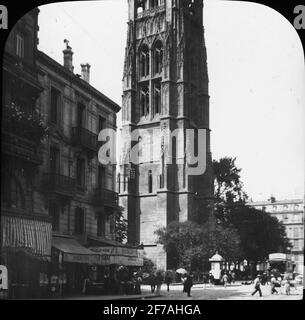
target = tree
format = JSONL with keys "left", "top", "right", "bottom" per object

{"left": 228, "top": 206, "right": 291, "bottom": 262}
{"left": 213, "top": 157, "right": 248, "bottom": 204}
{"left": 213, "top": 156, "right": 291, "bottom": 266}
{"left": 155, "top": 218, "right": 242, "bottom": 272}
{"left": 114, "top": 207, "right": 128, "bottom": 243}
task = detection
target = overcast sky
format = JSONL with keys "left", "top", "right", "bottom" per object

{"left": 37, "top": 0, "right": 305, "bottom": 202}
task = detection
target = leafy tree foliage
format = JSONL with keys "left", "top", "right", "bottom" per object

{"left": 155, "top": 218, "right": 241, "bottom": 272}
{"left": 114, "top": 208, "right": 128, "bottom": 243}
{"left": 213, "top": 157, "right": 291, "bottom": 262}
{"left": 227, "top": 206, "right": 291, "bottom": 262}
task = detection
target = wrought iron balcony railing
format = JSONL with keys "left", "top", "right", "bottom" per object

{"left": 93, "top": 188, "right": 119, "bottom": 208}
{"left": 2, "top": 130, "right": 43, "bottom": 165}
{"left": 71, "top": 126, "right": 98, "bottom": 152}
{"left": 43, "top": 173, "right": 76, "bottom": 198}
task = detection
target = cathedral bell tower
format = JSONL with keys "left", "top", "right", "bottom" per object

{"left": 119, "top": 0, "right": 213, "bottom": 270}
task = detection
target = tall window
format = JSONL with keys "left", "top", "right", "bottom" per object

{"left": 148, "top": 170, "right": 153, "bottom": 193}
{"left": 75, "top": 207, "right": 84, "bottom": 235}
{"left": 16, "top": 33, "right": 24, "bottom": 58}
{"left": 50, "top": 87, "right": 60, "bottom": 124}
{"left": 153, "top": 81, "right": 161, "bottom": 115}
{"left": 99, "top": 115, "right": 106, "bottom": 132}
{"left": 97, "top": 213, "right": 106, "bottom": 237}
{"left": 150, "top": 0, "right": 159, "bottom": 8}
{"left": 138, "top": 137, "right": 143, "bottom": 157}
{"left": 77, "top": 103, "right": 85, "bottom": 128}
{"left": 50, "top": 146, "right": 60, "bottom": 174}
{"left": 76, "top": 158, "right": 85, "bottom": 187}
{"left": 49, "top": 202, "right": 60, "bottom": 231}
{"left": 140, "top": 84, "right": 149, "bottom": 117}
{"left": 98, "top": 165, "right": 106, "bottom": 188}
{"left": 140, "top": 45, "right": 150, "bottom": 77}
{"left": 2, "top": 175, "right": 25, "bottom": 209}
{"left": 154, "top": 41, "right": 163, "bottom": 74}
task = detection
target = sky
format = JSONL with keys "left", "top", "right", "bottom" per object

{"left": 37, "top": 0, "right": 305, "bottom": 202}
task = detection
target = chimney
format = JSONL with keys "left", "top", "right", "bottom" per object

{"left": 81, "top": 63, "right": 91, "bottom": 83}
{"left": 63, "top": 39, "right": 74, "bottom": 72}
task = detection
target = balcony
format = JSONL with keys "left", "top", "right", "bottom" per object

{"left": 43, "top": 173, "right": 76, "bottom": 198}
{"left": 71, "top": 126, "right": 98, "bottom": 153}
{"left": 93, "top": 188, "right": 119, "bottom": 208}
{"left": 2, "top": 130, "right": 43, "bottom": 165}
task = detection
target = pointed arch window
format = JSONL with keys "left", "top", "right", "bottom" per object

{"left": 154, "top": 41, "right": 163, "bottom": 74}
{"left": 140, "top": 45, "right": 150, "bottom": 78}
{"left": 153, "top": 80, "right": 161, "bottom": 115}
{"left": 140, "top": 84, "right": 150, "bottom": 117}
{"left": 148, "top": 170, "right": 153, "bottom": 193}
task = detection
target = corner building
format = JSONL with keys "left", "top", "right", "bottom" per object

{"left": 119, "top": 0, "right": 214, "bottom": 270}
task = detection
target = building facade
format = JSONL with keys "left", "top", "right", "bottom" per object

{"left": 119, "top": 0, "right": 214, "bottom": 270}
{"left": 1, "top": 9, "right": 143, "bottom": 298}
{"left": 1, "top": 8, "right": 52, "bottom": 298}
{"left": 247, "top": 199, "right": 304, "bottom": 275}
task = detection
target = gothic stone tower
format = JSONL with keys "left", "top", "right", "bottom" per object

{"left": 119, "top": 0, "right": 213, "bottom": 270}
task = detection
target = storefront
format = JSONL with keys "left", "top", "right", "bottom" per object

{"left": 88, "top": 245, "right": 144, "bottom": 294}
{"left": 51, "top": 235, "right": 100, "bottom": 296}
{"left": 1, "top": 214, "right": 52, "bottom": 299}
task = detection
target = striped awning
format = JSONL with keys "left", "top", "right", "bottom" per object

{"left": 1, "top": 215, "right": 52, "bottom": 258}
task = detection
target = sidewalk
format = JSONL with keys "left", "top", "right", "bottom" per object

{"left": 48, "top": 287, "right": 161, "bottom": 300}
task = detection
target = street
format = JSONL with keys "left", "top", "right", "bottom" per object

{"left": 141, "top": 283, "right": 303, "bottom": 300}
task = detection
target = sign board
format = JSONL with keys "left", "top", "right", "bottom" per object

{"left": 63, "top": 253, "right": 100, "bottom": 265}
{"left": 89, "top": 247, "right": 144, "bottom": 266}
{"left": 89, "top": 246, "right": 140, "bottom": 257}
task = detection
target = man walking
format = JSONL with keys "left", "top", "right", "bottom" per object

{"left": 183, "top": 274, "right": 193, "bottom": 297}
{"left": 164, "top": 272, "right": 172, "bottom": 292}
{"left": 270, "top": 274, "right": 278, "bottom": 295}
{"left": 251, "top": 275, "right": 262, "bottom": 297}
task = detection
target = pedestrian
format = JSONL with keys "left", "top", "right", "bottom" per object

{"left": 270, "top": 274, "right": 278, "bottom": 295}
{"left": 183, "top": 273, "right": 193, "bottom": 297}
{"left": 208, "top": 272, "right": 215, "bottom": 286}
{"left": 133, "top": 273, "right": 142, "bottom": 294}
{"left": 164, "top": 272, "right": 172, "bottom": 292}
{"left": 222, "top": 273, "right": 229, "bottom": 288}
{"left": 231, "top": 271, "right": 236, "bottom": 284}
{"left": 149, "top": 272, "right": 156, "bottom": 293}
{"left": 155, "top": 271, "right": 163, "bottom": 295}
{"left": 284, "top": 278, "right": 291, "bottom": 295}
{"left": 251, "top": 275, "right": 262, "bottom": 297}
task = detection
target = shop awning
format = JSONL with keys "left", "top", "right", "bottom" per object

{"left": 52, "top": 236, "right": 99, "bottom": 265}
{"left": 2, "top": 214, "right": 52, "bottom": 259}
